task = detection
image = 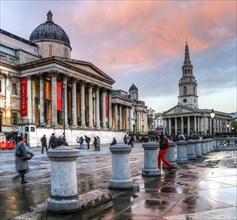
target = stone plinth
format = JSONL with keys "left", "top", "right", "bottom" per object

{"left": 163, "top": 142, "right": 177, "bottom": 169}
{"left": 201, "top": 139, "right": 207, "bottom": 155}
{"left": 195, "top": 140, "right": 202, "bottom": 157}
{"left": 176, "top": 140, "right": 188, "bottom": 164}
{"left": 213, "top": 139, "right": 218, "bottom": 151}
{"left": 142, "top": 142, "right": 160, "bottom": 176}
{"left": 209, "top": 139, "right": 213, "bottom": 152}
{"left": 187, "top": 140, "right": 197, "bottom": 160}
{"left": 47, "top": 146, "right": 80, "bottom": 213}
{"left": 109, "top": 145, "right": 133, "bottom": 189}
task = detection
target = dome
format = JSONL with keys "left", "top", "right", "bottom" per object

{"left": 129, "top": 83, "right": 138, "bottom": 92}
{"left": 29, "top": 11, "right": 71, "bottom": 48}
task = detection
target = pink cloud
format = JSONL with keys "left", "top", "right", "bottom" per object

{"left": 66, "top": 1, "right": 236, "bottom": 69}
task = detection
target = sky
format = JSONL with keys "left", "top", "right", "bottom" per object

{"left": 0, "top": 0, "right": 236, "bottom": 114}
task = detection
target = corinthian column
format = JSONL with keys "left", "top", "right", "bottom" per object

{"left": 80, "top": 80, "right": 86, "bottom": 127}
{"left": 63, "top": 77, "right": 68, "bottom": 126}
{"left": 51, "top": 72, "right": 57, "bottom": 126}
{"left": 96, "top": 86, "right": 100, "bottom": 129}
{"left": 102, "top": 89, "right": 106, "bottom": 129}
{"left": 108, "top": 91, "right": 112, "bottom": 129}
{"left": 40, "top": 74, "right": 45, "bottom": 125}
{"left": 72, "top": 80, "right": 77, "bottom": 127}
{"left": 88, "top": 83, "right": 93, "bottom": 128}
{"left": 27, "top": 76, "right": 32, "bottom": 123}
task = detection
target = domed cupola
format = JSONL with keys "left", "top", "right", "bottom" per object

{"left": 129, "top": 83, "right": 139, "bottom": 101}
{"left": 29, "top": 11, "right": 71, "bottom": 58}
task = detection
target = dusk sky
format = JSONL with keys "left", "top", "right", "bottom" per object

{"left": 1, "top": 1, "right": 236, "bottom": 114}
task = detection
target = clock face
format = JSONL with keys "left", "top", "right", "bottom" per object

{"left": 183, "top": 99, "right": 187, "bottom": 103}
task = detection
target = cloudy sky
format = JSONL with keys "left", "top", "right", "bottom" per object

{"left": 1, "top": 0, "right": 236, "bottom": 113}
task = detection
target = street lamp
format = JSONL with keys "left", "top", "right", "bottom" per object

{"left": 227, "top": 124, "right": 229, "bottom": 133}
{"left": 210, "top": 109, "right": 215, "bottom": 136}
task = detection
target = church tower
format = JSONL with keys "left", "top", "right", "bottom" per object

{"left": 178, "top": 41, "right": 198, "bottom": 109}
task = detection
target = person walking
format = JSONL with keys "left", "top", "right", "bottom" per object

{"left": 49, "top": 133, "right": 57, "bottom": 148}
{"left": 85, "top": 135, "right": 91, "bottom": 149}
{"left": 158, "top": 134, "right": 175, "bottom": 170}
{"left": 41, "top": 134, "right": 48, "bottom": 154}
{"left": 79, "top": 136, "right": 84, "bottom": 149}
{"left": 96, "top": 136, "right": 100, "bottom": 151}
{"left": 13, "top": 136, "right": 34, "bottom": 184}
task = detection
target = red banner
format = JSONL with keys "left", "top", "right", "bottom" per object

{"left": 106, "top": 95, "right": 109, "bottom": 118}
{"left": 21, "top": 78, "right": 27, "bottom": 116}
{"left": 57, "top": 82, "right": 62, "bottom": 111}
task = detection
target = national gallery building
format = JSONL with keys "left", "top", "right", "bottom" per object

{"left": 0, "top": 11, "right": 147, "bottom": 145}
{"left": 162, "top": 42, "right": 232, "bottom": 136}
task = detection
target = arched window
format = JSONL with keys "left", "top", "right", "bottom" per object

{"left": 183, "top": 86, "right": 187, "bottom": 95}
{"left": 193, "top": 87, "right": 195, "bottom": 95}
{"left": 64, "top": 48, "right": 68, "bottom": 58}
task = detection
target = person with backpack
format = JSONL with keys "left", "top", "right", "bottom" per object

{"left": 41, "top": 134, "right": 48, "bottom": 154}
{"left": 85, "top": 135, "right": 91, "bottom": 149}
{"left": 49, "top": 133, "right": 57, "bottom": 148}
{"left": 158, "top": 134, "right": 175, "bottom": 170}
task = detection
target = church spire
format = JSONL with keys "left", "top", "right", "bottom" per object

{"left": 183, "top": 40, "right": 191, "bottom": 66}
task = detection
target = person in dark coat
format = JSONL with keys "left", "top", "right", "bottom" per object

{"left": 49, "top": 133, "right": 57, "bottom": 148}
{"left": 13, "top": 136, "right": 34, "bottom": 184}
{"left": 85, "top": 135, "right": 91, "bottom": 149}
{"left": 41, "top": 134, "right": 47, "bottom": 154}
{"left": 110, "top": 137, "right": 117, "bottom": 146}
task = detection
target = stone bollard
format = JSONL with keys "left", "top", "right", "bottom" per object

{"left": 187, "top": 140, "right": 196, "bottom": 160}
{"left": 109, "top": 145, "right": 133, "bottom": 189}
{"left": 206, "top": 139, "right": 210, "bottom": 153}
{"left": 47, "top": 146, "right": 80, "bottom": 213}
{"left": 201, "top": 139, "right": 207, "bottom": 155}
{"left": 162, "top": 142, "right": 177, "bottom": 169}
{"left": 142, "top": 142, "right": 160, "bottom": 176}
{"left": 216, "top": 138, "right": 221, "bottom": 151}
{"left": 176, "top": 140, "right": 188, "bottom": 164}
{"left": 209, "top": 139, "right": 214, "bottom": 152}
{"left": 195, "top": 139, "right": 202, "bottom": 157}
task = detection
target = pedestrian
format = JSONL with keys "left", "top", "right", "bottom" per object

{"left": 96, "top": 136, "right": 100, "bottom": 151}
{"left": 85, "top": 135, "right": 91, "bottom": 149}
{"left": 41, "top": 134, "right": 48, "bottom": 154}
{"left": 93, "top": 137, "right": 97, "bottom": 151}
{"left": 123, "top": 134, "right": 127, "bottom": 144}
{"left": 158, "top": 134, "right": 175, "bottom": 170}
{"left": 79, "top": 136, "right": 84, "bottom": 148}
{"left": 13, "top": 136, "right": 34, "bottom": 184}
{"left": 128, "top": 135, "right": 134, "bottom": 147}
{"left": 110, "top": 137, "right": 117, "bottom": 146}
{"left": 49, "top": 133, "right": 57, "bottom": 148}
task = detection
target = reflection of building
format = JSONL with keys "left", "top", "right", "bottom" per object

{"left": 162, "top": 41, "right": 232, "bottom": 136}
{"left": 0, "top": 11, "right": 147, "bottom": 143}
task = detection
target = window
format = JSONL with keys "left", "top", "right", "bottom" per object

{"left": 12, "top": 83, "right": 17, "bottom": 95}
{"left": 48, "top": 45, "right": 53, "bottom": 57}
{"left": 12, "top": 112, "right": 18, "bottom": 125}
{"left": 193, "top": 87, "right": 195, "bottom": 95}
{"left": 183, "top": 86, "right": 187, "bottom": 95}
{"left": 64, "top": 48, "right": 68, "bottom": 58}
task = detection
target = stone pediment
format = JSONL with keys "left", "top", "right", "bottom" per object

{"left": 65, "top": 60, "right": 114, "bottom": 83}
{"left": 163, "top": 105, "right": 195, "bottom": 116}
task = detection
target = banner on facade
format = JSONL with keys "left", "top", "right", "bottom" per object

{"left": 20, "top": 78, "right": 27, "bottom": 116}
{"left": 57, "top": 82, "right": 62, "bottom": 111}
{"left": 106, "top": 95, "right": 109, "bottom": 118}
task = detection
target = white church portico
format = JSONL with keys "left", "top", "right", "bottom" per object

{"left": 162, "top": 41, "right": 232, "bottom": 136}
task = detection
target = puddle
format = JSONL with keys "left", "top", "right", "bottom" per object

{"left": 160, "top": 186, "right": 188, "bottom": 194}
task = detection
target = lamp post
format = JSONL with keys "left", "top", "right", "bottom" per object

{"left": 227, "top": 124, "right": 229, "bottom": 133}
{"left": 210, "top": 109, "right": 215, "bottom": 136}
{"left": 62, "top": 83, "right": 66, "bottom": 144}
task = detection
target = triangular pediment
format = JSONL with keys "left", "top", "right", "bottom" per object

{"left": 163, "top": 105, "right": 196, "bottom": 116}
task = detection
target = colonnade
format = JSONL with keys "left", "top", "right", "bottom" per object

{"left": 163, "top": 115, "right": 231, "bottom": 135}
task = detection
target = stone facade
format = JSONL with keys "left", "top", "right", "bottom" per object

{"left": 0, "top": 11, "right": 148, "bottom": 143}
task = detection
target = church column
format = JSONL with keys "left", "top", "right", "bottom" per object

{"left": 181, "top": 117, "right": 184, "bottom": 135}
{"left": 187, "top": 116, "right": 190, "bottom": 134}
{"left": 4, "top": 74, "right": 11, "bottom": 125}
{"left": 119, "top": 105, "right": 122, "bottom": 130}
{"left": 108, "top": 91, "right": 112, "bottom": 129}
{"left": 51, "top": 72, "right": 57, "bottom": 126}
{"left": 194, "top": 116, "right": 197, "bottom": 134}
{"left": 168, "top": 118, "right": 171, "bottom": 135}
{"left": 175, "top": 118, "right": 178, "bottom": 135}
{"left": 95, "top": 86, "right": 100, "bottom": 129}
{"left": 40, "top": 74, "right": 45, "bottom": 125}
{"left": 63, "top": 77, "right": 68, "bottom": 126}
{"left": 88, "top": 83, "right": 93, "bottom": 128}
{"left": 80, "top": 80, "right": 86, "bottom": 127}
{"left": 72, "top": 80, "right": 77, "bottom": 127}
{"left": 125, "top": 106, "right": 129, "bottom": 131}
{"left": 137, "top": 110, "right": 140, "bottom": 133}
{"left": 27, "top": 76, "right": 32, "bottom": 123}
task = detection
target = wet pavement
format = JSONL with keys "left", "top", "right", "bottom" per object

{"left": 0, "top": 143, "right": 236, "bottom": 220}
